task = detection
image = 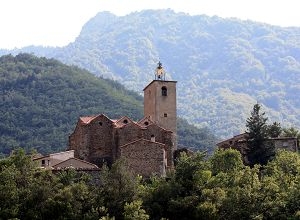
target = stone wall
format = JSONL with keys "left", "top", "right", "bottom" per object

{"left": 69, "top": 121, "right": 89, "bottom": 160}
{"left": 87, "top": 115, "right": 115, "bottom": 166}
{"left": 273, "top": 137, "right": 298, "bottom": 152}
{"left": 143, "top": 123, "right": 175, "bottom": 167}
{"left": 120, "top": 139, "right": 166, "bottom": 177}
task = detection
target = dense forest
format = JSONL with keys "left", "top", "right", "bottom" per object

{"left": 1, "top": 148, "right": 300, "bottom": 219}
{"left": 0, "top": 53, "right": 217, "bottom": 156}
{"left": 1, "top": 9, "right": 299, "bottom": 138}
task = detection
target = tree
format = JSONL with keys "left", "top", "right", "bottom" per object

{"left": 246, "top": 103, "right": 275, "bottom": 166}
{"left": 210, "top": 148, "right": 244, "bottom": 175}
{"left": 97, "top": 159, "right": 140, "bottom": 219}
{"left": 123, "top": 200, "right": 149, "bottom": 220}
{"left": 267, "top": 122, "right": 282, "bottom": 138}
{"left": 282, "top": 127, "right": 300, "bottom": 147}
{"left": 282, "top": 127, "right": 300, "bottom": 138}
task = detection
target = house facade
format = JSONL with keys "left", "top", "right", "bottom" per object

{"left": 217, "top": 133, "right": 299, "bottom": 164}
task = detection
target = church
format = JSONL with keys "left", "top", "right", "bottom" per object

{"left": 67, "top": 62, "right": 177, "bottom": 176}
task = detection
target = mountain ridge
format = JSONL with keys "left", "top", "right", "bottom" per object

{"left": 1, "top": 9, "right": 299, "bottom": 138}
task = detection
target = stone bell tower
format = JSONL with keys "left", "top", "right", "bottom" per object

{"left": 143, "top": 62, "right": 177, "bottom": 139}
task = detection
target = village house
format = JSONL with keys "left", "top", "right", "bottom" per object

{"left": 217, "top": 133, "right": 298, "bottom": 163}
{"left": 33, "top": 150, "right": 99, "bottom": 170}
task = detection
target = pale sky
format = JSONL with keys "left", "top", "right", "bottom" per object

{"left": 1, "top": 0, "right": 300, "bottom": 49}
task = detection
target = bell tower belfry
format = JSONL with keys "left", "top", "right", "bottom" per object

{"left": 143, "top": 62, "right": 177, "bottom": 142}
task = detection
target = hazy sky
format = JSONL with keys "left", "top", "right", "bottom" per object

{"left": 1, "top": 0, "right": 300, "bottom": 49}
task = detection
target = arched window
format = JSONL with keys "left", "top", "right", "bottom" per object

{"left": 161, "top": 86, "right": 167, "bottom": 96}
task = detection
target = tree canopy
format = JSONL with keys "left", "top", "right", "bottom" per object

{"left": 1, "top": 148, "right": 300, "bottom": 219}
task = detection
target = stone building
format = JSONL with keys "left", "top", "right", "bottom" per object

{"left": 68, "top": 62, "right": 177, "bottom": 176}
{"left": 217, "top": 133, "right": 299, "bottom": 164}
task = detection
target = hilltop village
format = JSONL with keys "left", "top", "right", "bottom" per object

{"left": 33, "top": 61, "right": 299, "bottom": 176}
{"left": 35, "top": 62, "right": 178, "bottom": 176}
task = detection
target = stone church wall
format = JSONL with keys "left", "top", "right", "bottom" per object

{"left": 87, "top": 115, "right": 115, "bottom": 166}
{"left": 120, "top": 139, "right": 166, "bottom": 177}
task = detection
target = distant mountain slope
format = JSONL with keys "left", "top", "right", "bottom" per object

{"left": 2, "top": 9, "right": 300, "bottom": 137}
{"left": 0, "top": 54, "right": 216, "bottom": 155}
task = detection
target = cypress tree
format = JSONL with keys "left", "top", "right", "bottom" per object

{"left": 246, "top": 103, "right": 275, "bottom": 166}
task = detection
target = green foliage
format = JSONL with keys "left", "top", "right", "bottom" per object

{"left": 210, "top": 148, "right": 244, "bottom": 174}
{"left": 97, "top": 159, "right": 141, "bottom": 219}
{"left": 1, "top": 149, "right": 300, "bottom": 219}
{"left": 123, "top": 200, "right": 149, "bottom": 220}
{"left": 267, "top": 122, "right": 282, "bottom": 138}
{"left": 177, "top": 117, "right": 217, "bottom": 153}
{"left": 0, "top": 53, "right": 216, "bottom": 155}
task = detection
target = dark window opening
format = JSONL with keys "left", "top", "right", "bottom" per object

{"left": 144, "top": 121, "right": 149, "bottom": 126}
{"left": 162, "top": 86, "right": 167, "bottom": 96}
{"left": 123, "top": 119, "right": 128, "bottom": 124}
{"left": 151, "top": 134, "right": 155, "bottom": 142}
{"left": 99, "top": 122, "right": 103, "bottom": 126}
{"left": 41, "top": 160, "right": 45, "bottom": 167}
{"left": 164, "top": 113, "right": 168, "bottom": 117}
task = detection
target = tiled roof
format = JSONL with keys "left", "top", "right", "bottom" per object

{"left": 143, "top": 79, "right": 177, "bottom": 91}
{"left": 77, "top": 113, "right": 172, "bottom": 133}
{"left": 33, "top": 150, "right": 74, "bottom": 161}
{"left": 79, "top": 114, "right": 112, "bottom": 125}
{"left": 80, "top": 116, "right": 97, "bottom": 124}
{"left": 52, "top": 157, "right": 99, "bottom": 169}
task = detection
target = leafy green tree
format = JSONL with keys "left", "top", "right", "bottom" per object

{"left": 210, "top": 148, "right": 244, "bottom": 175}
{"left": 217, "top": 166, "right": 262, "bottom": 220}
{"left": 0, "top": 164, "right": 19, "bottom": 219}
{"left": 282, "top": 127, "right": 300, "bottom": 146}
{"left": 123, "top": 200, "right": 149, "bottom": 220}
{"left": 42, "top": 181, "right": 98, "bottom": 220}
{"left": 282, "top": 127, "right": 300, "bottom": 138}
{"left": 246, "top": 103, "right": 275, "bottom": 166}
{"left": 267, "top": 122, "right": 282, "bottom": 138}
{"left": 97, "top": 159, "right": 140, "bottom": 219}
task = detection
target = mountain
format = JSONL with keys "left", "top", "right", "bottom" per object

{"left": 0, "top": 53, "right": 217, "bottom": 156}
{"left": 1, "top": 9, "right": 300, "bottom": 138}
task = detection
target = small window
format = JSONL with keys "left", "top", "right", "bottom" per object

{"left": 151, "top": 135, "right": 155, "bottom": 142}
{"left": 144, "top": 121, "right": 149, "bottom": 126}
{"left": 99, "top": 122, "right": 103, "bottom": 126}
{"left": 123, "top": 119, "right": 128, "bottom": 124}
{"left": 164, "top": 113, "right": 168, "bottom": 117}
{"left": 161, "top": 86, "right": 167, "bottom": 96}
{"left": 41, "top": 160, "right": 45, "bottom": 167}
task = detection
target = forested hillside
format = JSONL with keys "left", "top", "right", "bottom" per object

{"left": 0, "top": 54, "right": 216, "bottom": 155}
{"left": 1, "top": 9, "right": 299, "bottom": 138}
